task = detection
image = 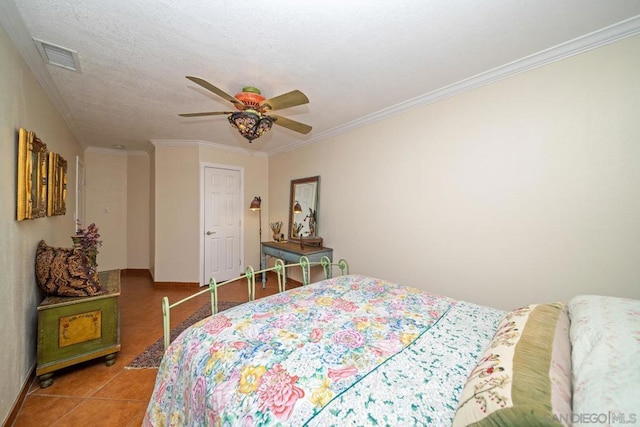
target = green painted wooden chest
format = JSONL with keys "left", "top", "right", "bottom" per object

{"left": 36, "top": 269, "right": 121, "bottom": 388}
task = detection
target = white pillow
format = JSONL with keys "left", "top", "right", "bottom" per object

{"left": 568, "top": 295, "right": 640, "bottom": 425}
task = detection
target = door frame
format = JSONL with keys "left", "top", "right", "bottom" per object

{"left": 199, "top": 162, "right": 245, "bottom": 286}
{"left": 75, "top": 156, "right": 85, "bottom": 231}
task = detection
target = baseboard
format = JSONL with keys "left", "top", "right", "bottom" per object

{"left": 151, "top": 271, "right": 303, "bottom": 288}
{"left": 153, "top": 281, "right": 200, "bottom": 288}
{"left": 121, "top": 268, "right": 152, "bottom": 277}
{"left": 129, "top": 270, "right": 301, "bottom": 289}
{"left": 120, "top": 269, "right": 200, "bottom": 288}
{"left": 4, "top": 364, "right": 35, "bottom": 427}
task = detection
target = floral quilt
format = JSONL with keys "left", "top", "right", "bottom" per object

{"left": 144, "top": 275, "right": 504, "bottom": 426}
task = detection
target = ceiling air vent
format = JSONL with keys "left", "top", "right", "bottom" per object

{"left": 33, "top": 38, "right": 81, "bottom": 72}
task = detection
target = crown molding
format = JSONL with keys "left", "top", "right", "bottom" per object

{"left": 150, "top": 139, "right": 268, "bottom": 157}
{"left": 267, "top": 15, "right": 640, "bottom": 157}
{"left": 126, "top": 150, "right": 151, "bottom": 157}
{"left": 84, "top": 146, "right": 128, "bottom": 156}
{"left": 84, "top": 146, "right": 150, "bottom": 157}
{"left": 150, "top": 139, "right": 201, "bottom": 148}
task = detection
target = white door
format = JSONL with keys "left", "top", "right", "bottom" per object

{"left": 203, "top": 166, "right": 241, "bottom": 283}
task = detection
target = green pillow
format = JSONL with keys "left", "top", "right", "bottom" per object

{"left": 452, "top": 303, "right": 572, "bottom": 427}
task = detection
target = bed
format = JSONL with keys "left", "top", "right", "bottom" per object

{"left": 144, "top": 273, "right": 639, "bottom": 426}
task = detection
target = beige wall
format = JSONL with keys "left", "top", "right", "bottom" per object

{"left": 198, "top": 145, "right": 269, "bottom": 271}
{"left": 0, "top": 26, "right": 84, "bottom": 423}
{"left": 127, "top": 153, "right": 150, "bottom": 269}
{"left": 152, "top": 143, "right": 268, "bottom": 283}
{"left": 153, "top": 145, "right": 200, "bottom": 282}
{"left": 270, "top": 35, "right": 640, "bottom": 310}
{"left": 84, "top": 149, "right": 128, "bottom": 271}
{"left": 82, "top": 150, "right": 149, "bottom": 272}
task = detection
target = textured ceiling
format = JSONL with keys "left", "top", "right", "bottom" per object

{"left": 2, "top": 1, "right": 639, "bottom": 155}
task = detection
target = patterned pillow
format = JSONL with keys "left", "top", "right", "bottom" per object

{"left": 452, "top": 303, "right": 572, "bottom": 427}
{"left": 35, "top": 240, "right": 102, "bottom": 297}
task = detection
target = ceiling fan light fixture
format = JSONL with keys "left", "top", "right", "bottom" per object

{"left": 228, "top": 109, "right": 273, "bottom": 142}
{"left": 234, "top": 87, "right": 265, "bottom": 110}
{"left": 179, "top": 77, "right": 311, "bottom": 141}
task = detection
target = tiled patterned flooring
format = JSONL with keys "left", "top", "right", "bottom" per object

{"left": 11, "top": 270, "right": 292, "bottom": 426}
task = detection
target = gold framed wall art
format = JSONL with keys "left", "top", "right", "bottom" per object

{"left": 47, "top": 152, "right": 67, "bottom": 216}
{"left": 17, "top": 128, "right": 48, "bottom": 220}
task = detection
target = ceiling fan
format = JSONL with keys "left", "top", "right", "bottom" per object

{"left": 179, "top": 76, "right": 312, "bottom": 142}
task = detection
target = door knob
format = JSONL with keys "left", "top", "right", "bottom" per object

{"left": 206, "top": 231, "right": 216, "bottom": 235}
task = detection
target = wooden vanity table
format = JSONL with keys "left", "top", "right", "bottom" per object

{"left": 261, "top": 241, "right": 333, "bottom": 287}
{"left": 265, "top": 175, "right": 330, "bottom": 287}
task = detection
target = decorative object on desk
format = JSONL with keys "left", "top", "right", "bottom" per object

{"left": 16, "top": 128, "right": 48, "bottom": 221}
{"left": 270, "top": 221, "right": 284, "bottom": 241}
{"left": 289, "top": 176, "right": 320, "bottom": 242}
{"left": 249, "top": 196, "right": 262, "bottom": 260}
{"left": 299, "top": 236, "right": 324, "bottom": 249}
{"left": 35, "top": 240, "right": 102, "bottom": 297}
{"left": 292, "top": 222, "right": 303, "bottom": 238}
{"left": 72, "top": 222, "right": 103, "bottom": 268}
{"left": 306, "top": 207, "right": 317, "bottom": 236}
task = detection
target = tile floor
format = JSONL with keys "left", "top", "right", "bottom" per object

{"left": 11, "top": 270, "right": 294, "bottom": 426}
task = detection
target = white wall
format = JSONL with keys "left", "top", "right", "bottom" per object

{"left": 0, "top": 26, "right": 84, "bottom": 424}
{"left": 270, "top": 35, "right": 640, "bottom": 310}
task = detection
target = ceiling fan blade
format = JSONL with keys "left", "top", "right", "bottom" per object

{"left": 261, "top": 90, "right": 309, "bottom": 111}
{"left": 271, "top": 114, "right": 312, "bottom": 134}
{"left": 185, "top": 76, "right": 244, "bottom": 107}
{"left": 178, "top": 111, "right": 233, "bottom": 117}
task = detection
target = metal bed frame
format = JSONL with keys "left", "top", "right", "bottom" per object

{"left": 161, "top": 256, "right": 349, "bottom": 350}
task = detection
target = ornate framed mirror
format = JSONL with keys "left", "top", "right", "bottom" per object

{"left": 47, "top": 152, "right": 67, "bottom": 216}
{"left": 17, "top": 128, "right": 48, "bottom": 220}
{"left": 288, "top": 176, "right": 319, "bottom": 241}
